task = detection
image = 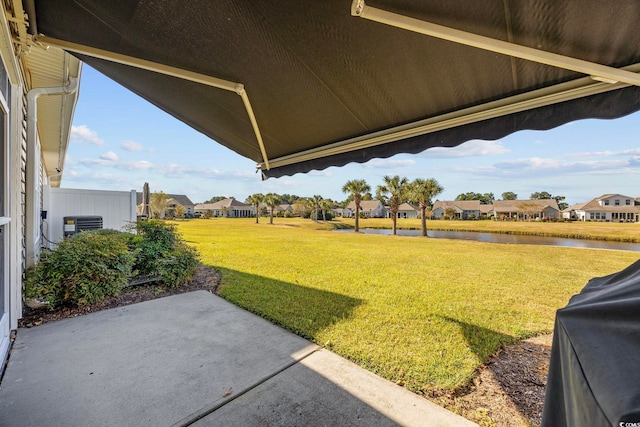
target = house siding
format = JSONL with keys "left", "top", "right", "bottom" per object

{"left": 195, "top": 198, "right": 255, "bottom": 218}
{"left": 432, "top": 201, "right": 481, "bottom": 219}
{"left": 573, "top": 194, "right": 640, "bottom": 222}
{"left": 345, "top": 200, "right": 386, "bottom": 218}
{"left": 0, "top": 23, "right": 25, "bottom": 361}
{"left": 0, "top": 6, "right": 82, "bottom": 361}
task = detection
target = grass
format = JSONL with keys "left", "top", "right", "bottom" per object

{"left": 334, "top": 217, "right": 640, "bottom": 242}
{"left": 173, "top": 218, "right": 639, "bottom": 394}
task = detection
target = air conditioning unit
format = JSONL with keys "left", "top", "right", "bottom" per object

{"left": 63, "top": 216, "right": 103, "bottom": 237}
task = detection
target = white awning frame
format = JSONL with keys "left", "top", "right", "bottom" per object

{"left": 351, "top": 0, "right": 640, "bottom": 87}
{"left": 35, "top": 35, "right": 272, "bottom": 170}
{"left": 254, "top": 1, "right": 640, "bottom": 171}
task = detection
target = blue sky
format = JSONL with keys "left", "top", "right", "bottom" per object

{"left": 63, "top": 65, "right": 640, "bottom": 205}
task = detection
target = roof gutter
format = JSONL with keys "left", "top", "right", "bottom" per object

{"left": 25, "top": 77, "right": 79, "bottom": 266}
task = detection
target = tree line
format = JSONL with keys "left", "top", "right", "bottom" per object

{"left": 152, "top": 180, "right": 566, "bottom": 232}
{"left": 238, "top": 175, "right": 443, "bottom": 236}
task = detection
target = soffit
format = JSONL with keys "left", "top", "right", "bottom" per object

{"left": 21, "top": 43, "right": 81, "bottom": 186}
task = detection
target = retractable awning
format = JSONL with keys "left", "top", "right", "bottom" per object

{"left": 25, "top": 0, "right": 640, "bottom": 178}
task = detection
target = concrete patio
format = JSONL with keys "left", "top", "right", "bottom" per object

{"left": 0, "top": 291, "right": 476, "bottom": 426}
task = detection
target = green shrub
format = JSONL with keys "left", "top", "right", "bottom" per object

{"left": 25, "top": 220, "right": 200, "bottom": 309}
{"left": 132, "top": 220, "right": 199, "bottom": 286}
{"left": 156, "top": 242, "right": 199, "bottom": 286}
{"left": 25, "top": 230, "right": 134, "bottom": 308}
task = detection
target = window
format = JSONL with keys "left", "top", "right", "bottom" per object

{"left": 615, "top": 200, "right": 620, "bottom": 206}
{"left": 626, "top": 199, "right": 631, "bottom": 205}
{"left": 604, "top": 200, "right": 609, "bottom": 206}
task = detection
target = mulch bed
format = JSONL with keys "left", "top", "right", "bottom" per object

{"left": 18, "top": 264, "right": 221, "bottom": 328}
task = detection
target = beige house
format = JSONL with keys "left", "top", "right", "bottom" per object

{"left": 493, "top": 199, "right": 560, "bottom": 220}
{"left": 571, "top": 194, "right": 640, "bottom": 222}
{"left": 432, "top": 200, "right": 481, "bottom": 220}
{"left": 479, "top": 204, "right": 495, "bottom": 219}
{"left": 195, "top": 198, "right": 255, "bottom": 218}
{"left": 274, "top": 203, "right": 293, "bottom": 216}
{"left": 562, "top": 202, "right": 587, "bottom": 220}
{"left": 167, "top": 194, "right": 195, "bottom": 216}
{"left": 345, "top": 200, "right": 386, "bottom": 218}
{"left": 136, "top": 193, "right": 194, "bottom": 217}
{"left": 394, "top": 203, "right": 419, "bottom": 219}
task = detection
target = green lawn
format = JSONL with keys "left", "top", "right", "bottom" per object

{"left": 173, "top": 218, "right": 639, "bottom": 394}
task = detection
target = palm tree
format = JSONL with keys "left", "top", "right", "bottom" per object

{"left": 309, "top": 195, "right": 323, "bottom": 221}
{"left": 149, "top": 191, "right": 170, "bottom": 219}
{"left": 376, "top": 175, "right": 408, "bottom": 235}
{"left": 319, "top": 198, "right": 332, "bottom": 221}
{"left": 407, "top": 178, "right": 443, "bottom": 237}
{"left": 246, "top": 193, "right": 264, "bottom": 224}
{"left": 342, "top": 179, "right": 370, "bottom": 232}
{"left": 263, "top": 193, "right": 281, "bottom": 224}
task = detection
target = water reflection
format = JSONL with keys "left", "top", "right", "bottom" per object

{"left": 334, "top": 228, "right": 640, "bottom": 251}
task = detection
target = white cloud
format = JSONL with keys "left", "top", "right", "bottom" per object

{"left": 570, "top": 148, "right": 640, "bottom": 158}
{"left": 70, "top": 125, "right": 104, "bottom": 145}
{"left": 424, "top": 140, "right": 509, "bottom": 158}
{"left": 77, "top": 156, "right": 257, "bottom": 182}
{"left": 80, "top": 158, "right": 154, "bottom": 169}
{"left": 128, "top": 160, "right": 154, "bottom": 170}
{"left": 231, "top": 171, "right": 259, "bottom": 179}
{"left": 363, "top": 159, "right": 416, "bottom": 169}
{"left": 79, "top": 158, "right": 112, "bottom": 167}
{"left": 493, "top": 157, "right": 561, "bottom": 170}
{"left": 100, "top": 151, "right": 118, "bottom": 161}
{"left": 465, "top": 156, "right": 638, "bottom": 178}
{"left": 120, "top": 140, "right": 151, "bottom": 152}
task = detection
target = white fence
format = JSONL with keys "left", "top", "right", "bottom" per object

{"left": 44, "top": 187, "right": 137, "bottom": 244}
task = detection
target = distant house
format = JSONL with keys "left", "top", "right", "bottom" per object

{"left": 479, "top": 204, "right": 494, "bottom": 219}
{"left": 492, "top": 199, "right": 560, "bottom": 220}
{"left": 272, "top": 203, "right": 293, "bottom": 216}
{"left": 167, "top": 194, "right": 195, "bottom": 216}
{"left": 562, "top": 202, "right": 587, "bottom": 220}
{"left": 432, "top": 200, "right": 481, "bottom": 220}
{"left": 136, "top": 193, "right": 195, "bottom": 217}
{"left": 332, "top": 207, "right": 348, "bottom": 217}
{"left": 194, "top": 197, "right": 255, "bottom": 218}
{"left": 395, "top": 203, "right": 419, "bottom": 219}
{"left": 345, "top": 200, "right": 386, "bottom": 218}
{"left": 571, "top": 194, "right": 640, "bottom": 222}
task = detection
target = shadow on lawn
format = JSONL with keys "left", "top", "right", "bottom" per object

{"left": 441, "top": 316, "right": 516, "bottom": 362}
{"left": 442, "top": 316, "right": 550, "bottom": 424}
{"left": 216, "top": 268, "right": 363, "bottom": 340}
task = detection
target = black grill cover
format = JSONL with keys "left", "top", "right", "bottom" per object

{"left": 542, "top": 258, "right": 640, "bottom": 426}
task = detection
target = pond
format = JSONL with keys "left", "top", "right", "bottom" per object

{"left": 334, "top": 228, "right": 640, "bottom": 252}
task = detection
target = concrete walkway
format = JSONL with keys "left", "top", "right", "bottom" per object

{"left": 0, "top": 291, "right": 476, "bottom": 426}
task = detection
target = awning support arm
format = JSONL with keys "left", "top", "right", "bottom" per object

{"left": 35, "top": 35, "right": 271, "bottom": 169}
{"left": 351, "top": 0, "right": 640, "bottom": 87}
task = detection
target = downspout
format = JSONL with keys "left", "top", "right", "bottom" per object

{"left": 25, "top": 77, "right": 79, "bottom": 266}
{"left": 23, "top": 0, "right": 38, "bottom": 35}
